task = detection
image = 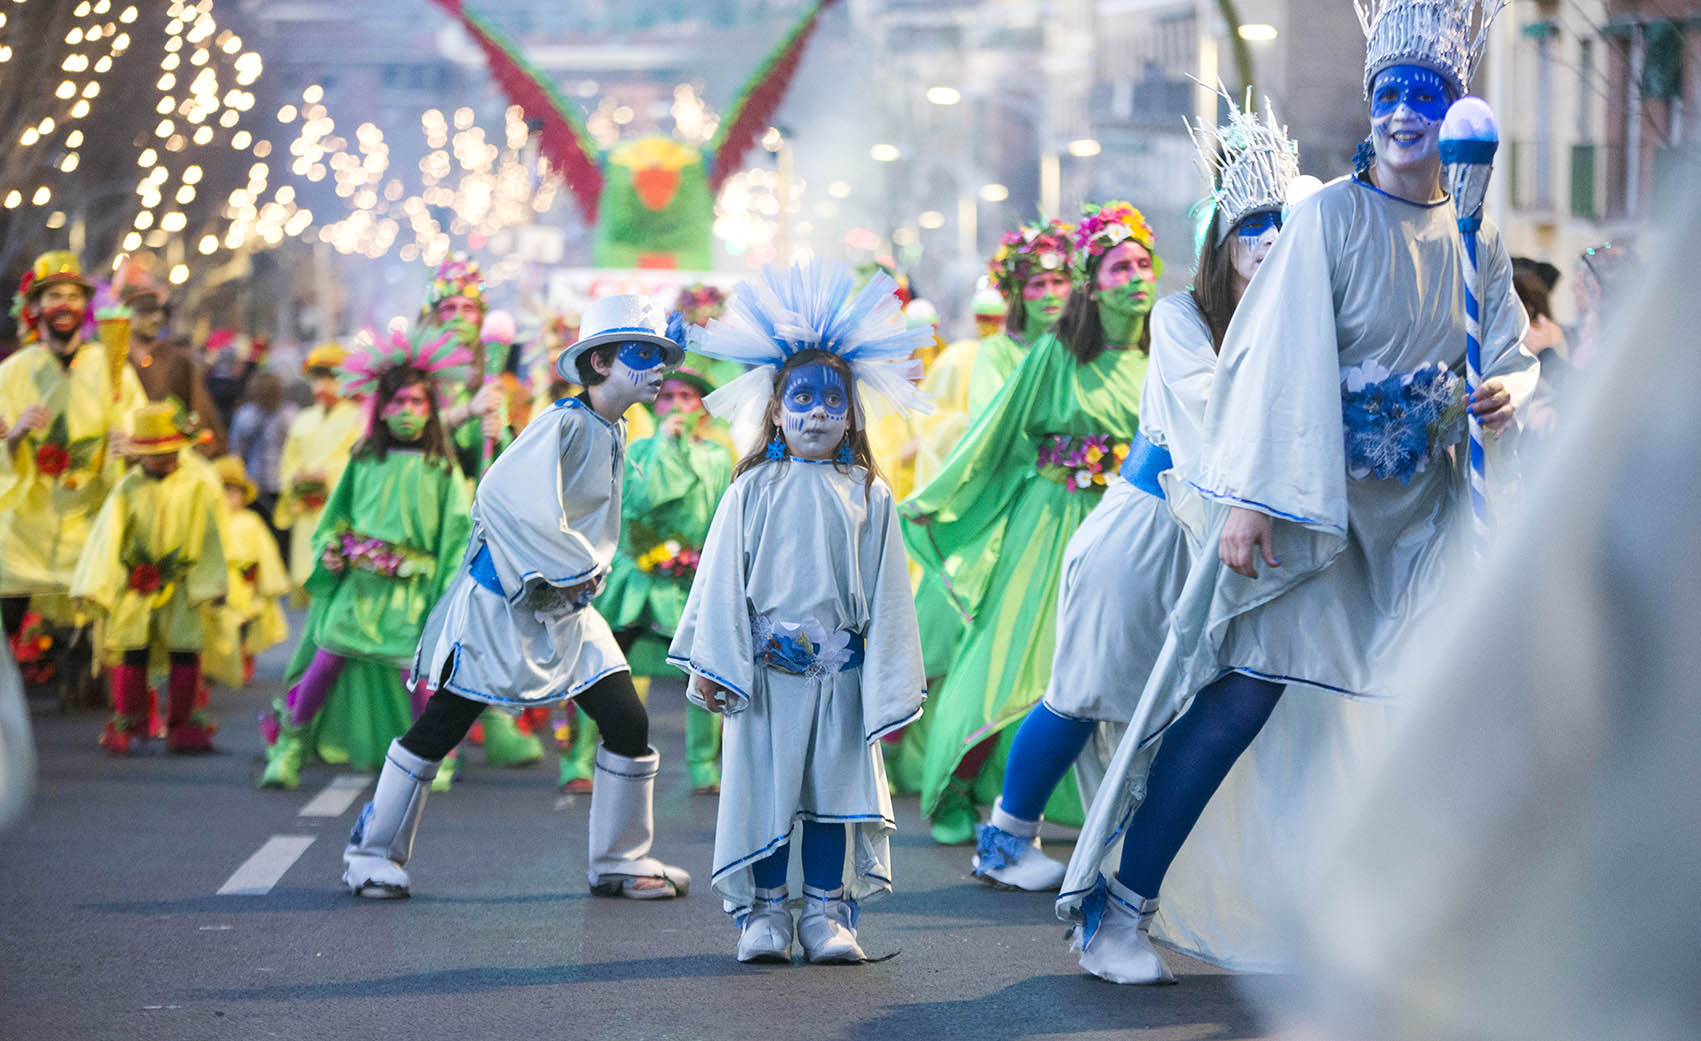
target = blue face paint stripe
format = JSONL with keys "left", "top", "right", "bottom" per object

{"left": 616, "top": 341, "right": 666, "bottom": 372}
{"left": 1235, "top": 211, "right": 1282, "bottom": 238}
{"left": 1370, "top": 65, "right": 1451, "bottom": 123}
{"left": 781, "top": 363, "right": 850, "bottom": 419}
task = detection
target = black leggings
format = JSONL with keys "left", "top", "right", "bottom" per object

{"left": 399, "top": 670, "right": 649, "bottom": 763}
{"left": 121, "top": 649, "right": 198, "bottom": 668}
{"left": 1, "top": 597, "right": 28, "bottom": 639}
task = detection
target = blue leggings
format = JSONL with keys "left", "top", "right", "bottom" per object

{"left": 750, "top": 820, "right": 848, "bottom": 892}
{"left": 998, "top": 702, "right": 1097, "bottom": 823}
{"left": 1115, "top": 672, "right": 1283, "bottom": 897}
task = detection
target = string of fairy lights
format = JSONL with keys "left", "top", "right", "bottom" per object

{"left": 0, "top": 2, "right": 806, "bottom": 284}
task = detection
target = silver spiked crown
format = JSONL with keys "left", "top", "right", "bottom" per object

{"left": 1187, "top": 86, "right": 1302, "bottom": 243}
{"left": 1356, "top": 0, "right": 1507, "bottom": 99}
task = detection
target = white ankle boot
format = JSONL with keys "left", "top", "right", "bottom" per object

{"left": 971, "top": 798, "right": 1066, "bottom": 891}
{"left": 736, "top": 886, "right": 793, "bottom": 963}
{"left": 1072, "top": 874, "right": 1176, "bottom": 984}
{"left": 798, "top": 885, "right": 864, "bottom": 964}
{"left": 585, "top": 744, "right": 690, "bottom": 899}
{"left": 342, "top": 740, "right": 437, "bottom": 898}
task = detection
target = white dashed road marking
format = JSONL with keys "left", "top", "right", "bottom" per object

{"left": 297, "top": 774, "right": 370, "bottom": 818}
{"left": 217, "top": 835, "right": 316, "bottom": 896}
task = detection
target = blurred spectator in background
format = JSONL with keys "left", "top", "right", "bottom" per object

{"left": 204, "top": 330, "right": 262, "bottom": 429}
{"left": 1511, "top": 257, "right": 1566, "bottom": 437}
{"left": 1570, "top": 243, "right": 1639, "bottom": 372}
{"left": 114, "top": 256, "right": 226, "bottom": 456}
{"left": 227, "top": 369, "right": 295, "bottom": 553}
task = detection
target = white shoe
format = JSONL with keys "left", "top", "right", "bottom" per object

{"left": 1072, "top": 875, "right": 1176, "bottom": 984}
{"left": 971, "top": 799, "right": 1065, "bottom": 891}
{"left": 798, "top": 886, "right": 865, "bottom": 964}
{"left": 342, "top": 740, "right": 437, "bottom": 899}
{"left": 342, "top": 852, "right": 411, "bottom": 898}
{"left": 736, "top": 887, "right": 793, "bottom": 964}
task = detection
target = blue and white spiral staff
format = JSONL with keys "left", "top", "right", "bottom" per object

{"left": 1440, "top": 97, "right": 1499, "bottom": 557}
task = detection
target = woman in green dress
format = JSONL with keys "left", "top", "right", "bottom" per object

{"left": 257, "top": 327, "right": 473, "bottom": 790}
{"left": 902, "top": 202, "right": 1162, "bottom": 844}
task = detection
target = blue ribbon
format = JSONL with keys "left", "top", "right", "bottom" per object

{"left": 1119, "top": 431, "right": 1172, "bottom": 500}
{"left": 1438, "top": 138, "right": 1497, "bottom": 165}
{"left": 469, "top": 544, "right": 504, "bottom": 597}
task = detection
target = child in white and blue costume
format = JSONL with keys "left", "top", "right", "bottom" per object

{"left": 669, "top": 261, "right": 929, "bottom": 964}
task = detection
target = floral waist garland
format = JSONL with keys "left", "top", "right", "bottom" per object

{"left": 751, "top": 615, "right": 865, "bottom": 677}
{"left": 1035, "top": 434, "right": 1130, "bottom": 492}
{"left": 1340, "top": 361, "right": 1467, "bottom": 483}
{"left": 635, "top": 539, "right": 701, "bottom": 579}
{"left": 322, "top": 524, "right": 434, "bottom": 580}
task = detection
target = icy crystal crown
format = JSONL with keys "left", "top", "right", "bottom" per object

{"left": 1188, "top": 87, "right": 1302, "bottom": 242}
{"left": 1356, "top": 0, "right": 1507, "bottom": 99}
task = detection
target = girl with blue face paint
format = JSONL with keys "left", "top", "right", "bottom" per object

{"left": 671, "top": 319, "right": 927, "bottom": 964}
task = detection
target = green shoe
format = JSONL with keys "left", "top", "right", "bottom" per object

{"left": 930, "top": 779, "right": 979, "bottom": 846}
{"left": 258, "top": 723, "right": 306, "bottom": 791}
{"left": 431, "top": 749, "right": 458, "bottom": 793}
{"left": 559, "top": 706, "right": 598, "bottom": 792}
{"left": 480, "top": 709, "right": 544, "bottom": 767}
{"left": 685, "top": 704, "right": 722, "bottom": 794}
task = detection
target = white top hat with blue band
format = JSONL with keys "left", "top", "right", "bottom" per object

{"left": 557, "top": 293, "right": 686, "bottom": 380}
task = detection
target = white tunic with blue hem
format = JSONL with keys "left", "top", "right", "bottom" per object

{"left": 1060, "top": 174, "right": 1539, "bottom": 968}
{"left": 1042, "top": 293, "right": 1215, "bottom": 723}
{"left": 668, "top": 459, "right": 925, "bottom": 916}
{"left": 414, "top": 397, "right": 629, "bottom": 707}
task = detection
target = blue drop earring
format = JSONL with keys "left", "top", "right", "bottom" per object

{"left": 836, "top": 436, "right": 855, "bottom": 465}
{"left": 765, "top": 433, "right": 787, "bottom": 461}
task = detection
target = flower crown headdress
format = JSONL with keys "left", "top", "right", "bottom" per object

{"left": 688, "top": 259, "right": 934, "bottom": 434}
{"left": 1188, "top": 86, "right": 1303, "bottom": 244}
{"left": 420, "top": 253, "right": 487, "bottom": 317}
{"left": 1356, "top": 0, "right": 1506, "bottom": 100}
{"left": 673, "top": 283, "right": 729, "bottom": 327}
{"left": 989, "top": 219, "right": 1076, "bottom": 294}
{"left": 341, "top": 323, "right": 475, "bottom": 405}
{"left": 1073, "top": 202, "right": 1163, "bottom": 282}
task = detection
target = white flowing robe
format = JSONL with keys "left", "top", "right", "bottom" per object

{"left": 668, "top": 460, "right": 925, "bottom": 916}
{"left": 1043, "top": 292, "right": 1214, "bottom": 724}
{"left": 415, "top": 397, "right": 628, "bottom": 706}
{"left": 1060, "top": 174, "right": 1538, "bottom": 967}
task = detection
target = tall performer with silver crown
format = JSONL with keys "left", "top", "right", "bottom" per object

{"left": 341, "top": 295, "right": 693, "bottom": 901}
{"left": 972, "top": 90, "right": 1313, "bottom": 895}
{"left": 1056, "top": 0, "right": 1537, "bottom": 984}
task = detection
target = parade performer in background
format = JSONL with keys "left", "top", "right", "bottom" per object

{"left": 902, "top": 203, "right": 1159, "bottom": 845}
{"left": 274, "top": 342, "right": 363, "bottom": 597}
{"left": 1058, "top": 0, "right": 1533, "bottom": 984}
{"left": 969, "top": 220, "right": 1075, "bottom": 415}
{"left": 973, "top": 93, "right": 1308, "bottom": 892}
{"left": 113, "top": 255, "right": 227, "bottom": 456}
{"left": 1, "top": 252, "right": 145, "bottom": 645}
{"left": 257, "top": 327, "right": 473, "bottom": 791}
{"left": 72, "top": 403, "right": 226, "bottom": 754}
{"left": 563, "top": 346, "right": 732, "bottom": 795}
{"left": 669, "top": 260, "right": 928, "bottom": 964}
{"left": 203, "top": 455, "right": 290, "bottom": 691}
{"left": 341, "top": 295, "right": 692, "bottom": 900}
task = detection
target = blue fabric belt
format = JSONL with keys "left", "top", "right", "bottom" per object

{"left": 1119, "top": 431, "right": 1172, "bottom": 500}
{"left": 469, "top": 544, "right": 504, "bottom": 597}
{"left": 754, "top": 629, "right": 866, "bottom": 676}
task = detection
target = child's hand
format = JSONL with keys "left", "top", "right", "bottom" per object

{"left": 692, "top": 673, "right": 729, "bottom": 713}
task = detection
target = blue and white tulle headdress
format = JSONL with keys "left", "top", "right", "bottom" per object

{"left": 1186, "top": 85, "right": 1306, "bottom": 245}
{"left": 689, "top": 259, "right": 935, "bottom": 433}
{"left": 1356, "top": 0, "right": 1506, "bottom": 99}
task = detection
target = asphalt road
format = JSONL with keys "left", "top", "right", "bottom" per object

{"left": 0, "top": 636, "right": 1281, "bottom": 1041}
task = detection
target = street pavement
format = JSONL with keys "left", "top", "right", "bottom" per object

{"left": 0, "top": 634, "right": 1283, "bottom": 1041}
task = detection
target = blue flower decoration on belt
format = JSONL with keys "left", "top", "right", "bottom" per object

{"left": 1341, "top": 360, "right": 1465, "bottom": 482}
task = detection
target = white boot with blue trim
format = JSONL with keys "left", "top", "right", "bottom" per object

{"left": 586, "top": 744, "right": 691, "bottom": 899}
{"left": 342, "top": 739, "right": 437, "bottom": 898}
{"left": 798, "top": 884, "right": 864, "bottom": 964}
{"left": 971, "top": 798, "right": 1066, "bottom": 891}
{"left": 1071, "top": 874, "right": 1176, "bottom": 984}
{"left": 736, "top": 886, "right": 793, "bottom": 963}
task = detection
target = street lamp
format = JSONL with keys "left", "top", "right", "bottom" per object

{"left": 979, "top": 183, "right": 1009, "bottom": 202}
{"left": 870, "top": 143, "right": 901, "bottom": 163}
{"left": 925, "top": 86, "right": 961, "bottom": 106}
{"left": 1237, "top": 24, "right": 1278, "bottom": 42}
{"left": 1067, "top": 138, "right": 1102, "bottom": 158}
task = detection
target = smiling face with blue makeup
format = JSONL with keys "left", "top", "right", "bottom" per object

{"left": 1370, "top": 64, "right": 1452, "bottom": 173}
{"left": 772, "top": 360, "right": 851, "bottom": 460}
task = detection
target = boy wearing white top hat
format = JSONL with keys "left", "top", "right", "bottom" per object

{"left": 342, "top": 294, "right": 693, "bottom": 900}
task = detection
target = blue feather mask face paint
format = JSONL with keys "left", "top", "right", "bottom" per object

{"left": 777, "top": 362, "right": 850, "bottom": 461}
{"left": 1369, "top": 65, "right": 1450, "bottom": 171}
{"left": 608, "top": 340, "right": 670, "bottom": 403}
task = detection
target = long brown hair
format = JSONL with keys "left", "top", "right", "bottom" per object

{"left": 732, "top": 350, "right": 882, "bottom": 492}
{"left": 1055, "top": 249, "right": 1152, "bottom": 365}
{"left": 1190, "top": 209, "right": 1240, "bottom": 353}
{"left": 353, "top": 366, "right": 454, "bottom": 466}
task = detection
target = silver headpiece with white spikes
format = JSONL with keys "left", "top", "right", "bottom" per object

{"left": 1356, "top": 0, "right": 1507, "bottom": 99}
{"left": 1187, "top": 86, "right": 1302, "bottom": 243}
